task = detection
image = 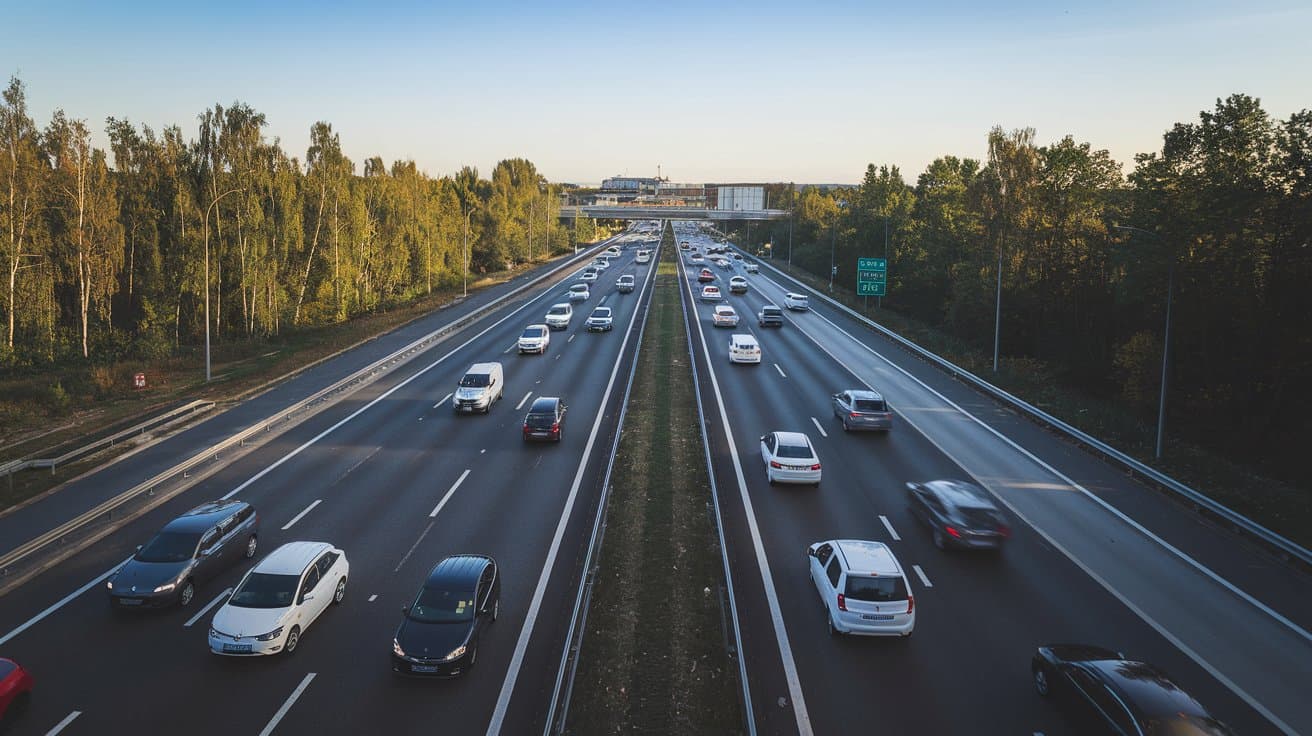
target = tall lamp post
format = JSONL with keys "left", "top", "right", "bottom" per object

{"left": 203, "top": 186, "right": 244, "bottom": 382}
{"left": 1113, "top": 224, "right": 1175, "bottom": 460}
{"left": 462, "top": 203, "right": 476, "bottom": 298}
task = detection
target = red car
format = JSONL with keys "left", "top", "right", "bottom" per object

{"left": 0, "top": 658, "right": 33, "bottom": 726}
{"left": 697, "top": 268, "right": 715, "bottom": 283}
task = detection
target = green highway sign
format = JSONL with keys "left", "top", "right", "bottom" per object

{"left": 857, "top": 257, "right": 888, "bottom": 297}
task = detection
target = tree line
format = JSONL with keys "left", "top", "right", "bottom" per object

{"left": 1, "top": 76, "right": 588, "bottom": 366}
{"left": 746, "top": 94, "right": 1310, "bottom": 482}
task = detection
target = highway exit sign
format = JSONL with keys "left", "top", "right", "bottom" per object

{"left": 857, "top": 257, "right": 887, "bottom": 297}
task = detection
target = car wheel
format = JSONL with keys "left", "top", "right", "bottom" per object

{"left": 178, "top": 580, "right": 195, "bottom": 607}
{"left": 1034, "top": 665, "right": 1051, "bottom": 696}
{"left": 245, "top": 534, "right": 258, "bottom": 559}
{"left": 767, "top": 471, "right": 776, "bottom": 486}
{"left": 284, "top": 626, "right": 301, "bottom": 655}
{"left": 333, "top": 577, "right": 347, "bottom": 605}
{"left": 841, "top": 417, "right": 850, "bottom": 432}
{"left": 933, "top": 529, "right": 946, "bottom": 550}
{"left": 469, "top": 642, "right": 479, "bottom": 669}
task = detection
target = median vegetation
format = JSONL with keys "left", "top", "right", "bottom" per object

{"left": 567, "top": 228, "right": 744, "bottom": 734}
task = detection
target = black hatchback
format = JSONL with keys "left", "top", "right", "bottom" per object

{"left": 522, "top": 397, "right": 566, "bottom": 442}
{"left": 392, "top": 555, "right": 499, "bottom": 677}
{"left": 906, "top": 480, "right": 1010, "bottom": 551}
{"left": 107, "top": 499, "right": 259, "bottom": 609}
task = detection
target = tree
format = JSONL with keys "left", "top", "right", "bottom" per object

{"left": 0, "top": 77, "right": 46, "bottom": 353}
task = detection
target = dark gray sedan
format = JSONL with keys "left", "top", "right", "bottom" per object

{"left": 906, "top": 480, "right": 1010, "bottom": 551}
{"left": 831, "top": 389, "right": 893, "bottom": 432}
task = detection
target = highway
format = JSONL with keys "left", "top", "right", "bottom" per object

{"left": 0, "top": 233, "right": 658, "bottom": 735}
{"left": 672, "top": 222, "right": 1311, "bottom": 735}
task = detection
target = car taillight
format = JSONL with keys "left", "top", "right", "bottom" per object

{"left": 907, "top": 594, "right": 915, "bottom": 615}
{"left": 850, "top": 411, "right": 860, "bottom": 418}
{"left": 946, "top": 526, "right": 961, "bottom": 538}
{"left": 998, "top": 525, "right": 1012, "bottom": 538}
{"left": 551, "top": 423, "right": 560, "bottom": 432}
{"left": 810, "top": 463, "right": 821, "bottom": 471}
{"left": 837, "top": 594, "right": 847, "bottom": 612}
{"left": 522, "top": 425, "right": 530, "bottom": 433}
{"left": 769, "top": 460, "right": 783, "bottom": 469}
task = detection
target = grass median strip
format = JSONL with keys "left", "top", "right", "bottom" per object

{"left": 567, "top": 235, "right": 744, "bottom": 734}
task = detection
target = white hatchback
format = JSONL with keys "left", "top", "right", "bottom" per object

{"left": 760, "top": 431, "right": 821, "bottom": 486}
{"left": 209, "top": 541, "right": 349, "bottom": 656}
{"left": 712, "top": 305, "right": 739, "bottom": 328}
{"left": 728, "top": 334, "right": 760, "bottom": 364}
{"left": 807, "top": 539, "right": 914, "bottom": 637}
{"left": 568, "top": 284, "right": 590, "bottom": 302}
{"left": 784, "top": 292, "right": 810, "bottom": 311}
{"left": 700, "top": 285, "right": 722, "bottom": 301}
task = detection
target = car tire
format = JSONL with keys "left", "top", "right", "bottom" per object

{"left": 284, "top": 626, "right": 300, "bottom": 655}
{"left": 1033, "top": 665, "right": 1051, "bottom": 697}
{"left": 841, "top": 417, "right": 850, "bottom": 432}
{"left": 178, "top": 580, "right": 195, "bottom": 607}
{"left": 767, "top": 471, "right": 776, "bottom": 486}
{"left": 933, "top": 529, "right": 946, "bottom": 550}
{"left": 245, "top": 534, "right": 258, "bottom": 559}
{"left": 469, "top": 642, "right": 479, "bottom": 669}
{"left": 333, "top": 577, "right": 347, "bottom": 605}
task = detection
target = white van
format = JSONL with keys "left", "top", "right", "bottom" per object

{"left": 453, "top": 362, "right": 504, "bottom": 414}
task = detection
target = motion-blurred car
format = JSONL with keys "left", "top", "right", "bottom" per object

{"left": 518, "top": 324, "right": 550, "bottom": 354}
{"left": 523, "top": 397, "right": 567, "bottom": 442}
{"left": 590, "top": 258, "right": 609, "bottom": 271}
{"left": 808, "top": 540, "right": 914, "bottom": 637}
{"left": 580, "top": 269, "right": 598, "bottom": 283}
{"left": 544, "top": 303, "right": 572, "bottom": 330}
{"left": 700, "top": 285, "right": 722, "bottom": 301}
{"left": 906, "top": 480, "right": 1010, "bottom": 550}
{"left": 0, "top": 658, "right": 34, "bottom": 727}
{"left": 392, "top": 555, "right": 499, "bottom": 677}
{"left": 832, "top": 389, "right": 893, "bottom": 432}
{"left": 784, "top": 292, "right": 810, "bottom": 311}
{"left": 616, "top": 274, "right": 635, "bottom": 293}
{"left": 744, "top": 262, "right": 759, "bottom": 273}
{"left": 760, "top": 431, "right": 821, "bottom": 486}
{"left": 1032, "top": 645, "right": 1235, "bottom": 735}
{"left": 728, "top": 276, "right": 748, "bottom": 294}
{"left": 697, "top": 268, "right": 715, "bottom": 283}
{"left": 758, "top": 305, "right": 784, "bottom": 328}
{"left": 567, "top": 283, "right": 590, "bottom": 302}
{"left": 712, "top": 305, "right": 739, "bottom": 327}
{"left": 586, "top": 306, "right": 614, "bottom": 332}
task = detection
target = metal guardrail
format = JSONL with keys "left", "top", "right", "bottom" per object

{"left": 0, "top": 241, "right": 618, "bottom": 591}
{"left": 751, "top": 253, "right": 1312, "bottom": 569}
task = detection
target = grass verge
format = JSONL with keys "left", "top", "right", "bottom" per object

{"left": 567, "top": 233, "right": 744, "bottom": 734}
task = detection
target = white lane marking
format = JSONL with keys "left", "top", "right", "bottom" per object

{"left": 430, "top": 469, "right": 471, "bottom": 518}
{"left": 395, "top": 520, "right": 436, "bottom": 573}
{"left": 599, "top": 295, "right": 608, "bottom": 305}
{"left": 0, "top": 557, "right": 128, "bottom": 647}
{"left": 435, "top": 392, "right": 452, "bottom": 409}
{"left": 567, "top": 334, "right": 576, "bottom": 343}
{"left": 879, "top": 515, "right": 901, "bottom": 541}
{"left": 185, "top": 587, "right": 232, "bottom": 628}
{"left": 810, "top": 417, "right": 828, "bottom": 438}
{"left": 515, "top": 391, "right": 534, "bottom": 410}
{"left": 677, "top": 253, "right": 813, "bottom": 734}
{"left": 913, "top": 565, "right": 933, "bottom": 588}
{"left": 774, "top": 363, "right": 787, "bottom": 378}
{"left": 368, "top": 594, "right": 378, "bottom": 602}
{"left": 281, "top": 500, "right": 322, "bottom": 531}
{"left": 487, "top": 240, "right": 660, "bottom": 736}
{"left": 757, "top": 270, "right": 1306, "bottom": 733}
{"left": 504, "top": 342, "right": 516, "bottom": 354}
{"left": 258, "top": 672, "right": 316, "bottom": 736}
{"left": 45, "top": 711, "right": 81, "bottom": 735}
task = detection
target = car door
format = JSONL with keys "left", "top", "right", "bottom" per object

{"left": 760, "top": 434, "right": 776, "bottom": 465}
{"left": 296, "top": 564, "right": 321, "bottom": 626}
{"left": 310, "top": 552, "right": 339, "bottom": 621}
{"left": 832, "top": 392, "right": 848, "bottom": 418}
{"left": 194, "top": 527, "right": 222, "bottom": 581}
{"left": 809, "top": 544, "right": 834, "bottom": 601}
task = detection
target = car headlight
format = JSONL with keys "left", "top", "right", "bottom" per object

{"left": 392, "top": 639, "right": 405, "bottom": 657}
{"left": 106, "top": 579, "right": 114, "bottom": 590}
{"left": 208, "top": 627, "right": 220, "bottom": 638}
{"left": 154, "top": 582, "right": 176, "bottom": 593}
{"left": 443, "top": 645, "right": 466, "bottom": 661}
{"left": 255, "top": 627, "right": 283, "bottom": 642}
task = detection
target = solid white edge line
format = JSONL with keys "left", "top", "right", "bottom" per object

{"left": 680, "top": 250, "right": 814, "bottom": 735}
{"left": 912, "top": 564, "right": 933, "bottom": 588}
{"left": 879, "top": 515, "right": 901, "bottom": 541}
{"left": 809, "top": 416, "right": 828, "bottom": 438}
{"left": 44, "top": 710, "right": 81, "bottom": 736}
{"left": 486, "top": 239, "right": 660, "bottom": 736}
{"left": 184, "top": 587, "right": 232, "bottom": 628}
{"left": 258, "top": 672, "right": 316, "bottom": 736}
{"left": 436, "top": 392, "right": 453, "bottom": 409}
{"left": 753, "top": 268, "right": 1302, "bottom": 734}
{"left": 0, "top": 557, "right": 128, "bottom": 647}
{"left": 774, "top": 363, "right": 787, "bottom": 378}
{"left": 430, "top": 469, "right": 472, "bottom": 518}
{"left": 515, "top": 391, "right": 534, "bottom": 411}
{"left": 281, "top": 499, "right": 322, "bottom": 531}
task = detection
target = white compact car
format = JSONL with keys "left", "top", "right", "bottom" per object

{"left": 636, "top": 250, "right": 651, "bottom": 264}
{"left": 760, "top": 431, "right": 821, "bottom": 486}
{"left": 590, "top": 258, "right": 609, "bottom": 271}
{"left": 784, "top": 292, "right": 810, "bottom": 311}
{"left": 728, "top": 334, "right": 761, "bottom": 364}
{"left": 568, "top": 284, "right": 590, "bottom": 302}
{"left": 580, "top": 270, "right": 598, "bottom": 284}
{"left": 545, "top": 303, "right": 573, "bottom": 330}
{"left": 745, "top": 263, "right": 759, "bottom": 273}
{"left": 700, "top": 285, "right": 722, "bottom": 301}
{"left": 712, "top": 305, "right": 739, "bottom": 328}
{"left": 209, "top": 541, "right": 348, "bottom": 656}
{"left": 808, "top": 539, "right": 914, "bottom": 637}
{"left": 518, "top": 324, "right": 550, "bottom": 354}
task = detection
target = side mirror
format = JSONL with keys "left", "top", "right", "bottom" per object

{"left": 401, "top": 605, "right": 410, "bottom": 615}
{"left": 759, "top": 436, "right": 767, "bottom": 443}
{"left": 135, "top": 544, "right": 143, "bottom": 553}
{"left": 807, "top": 548, "right": 817, "bottom": 558}
{"left": 301, "top": 594, "right": 315, "bottom": 603}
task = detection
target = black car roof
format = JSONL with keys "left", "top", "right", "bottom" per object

{"left": 528, "top": 397, "right": 560, "bottom": 413}
{"left": 1083, "top": 660, "right": 1212, "bottom": 720}
{"left": 425, "top": 555, "right": 492, "bottom": 588}
{"left": 925, "top": 480, "right": 996, "bottom": 511}
{"left": 163, "top": 499, "right": 249, "bottom": 533}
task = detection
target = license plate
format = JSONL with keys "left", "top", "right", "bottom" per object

{"left": 223, "top": 643, "right": 253, "bottom": 653}
{"left": 862, "top": 614, "right": 893, "bottom": 621}
{"left": 412, "top": 665, "right": 439, "bottom": 673}
{"left": 117, "top": 598, "right": 143, "bottom": 606}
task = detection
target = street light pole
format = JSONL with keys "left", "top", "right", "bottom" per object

{"left": 1113, "top": 224, "right": 1175, "bottom": 459}
{"left": 462, "top": 205, "right": 473, "bottom": 298}
{"left": 203, "top": 186, "right": 243, "bottom": 382}
{"left": 787, "top": 213, "right": 793, "bottom": 267}
{"left": 829, "top": 222, "right": 836, "bottom": 291}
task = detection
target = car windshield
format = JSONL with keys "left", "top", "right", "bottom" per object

{"left": 763, "top": 307, "right": 781, "bottom": 315}
{"left": 571, "top": 285, "right": 587, "bottom": 291}
{"left": 410, "top": 587, "right": 477, "bottom": 623}
{"left": 459, "top": 374, "right": 490, "bottom": 388}
{"left": 776, "top": 444, "right": 812, "bottom": 459}
{"left": 854, "top": 399, "right": 887, "bottom": 411}
{"left": 548, "top": 306, "right": 568, "bottom": 315}
{"left": 229, "top": 573, "right": 299, "bottom": 608}
{"left": 845, "top": 575, "right": 908, "bottom": 602}
{"left": 592, "top": 309, "right": 611, "bottom": 318}
{"left": 522, "top": 327, "right": 544, "bottom": 338}
{"left": 135, "top": 531, "right": 199, "bottom": 563}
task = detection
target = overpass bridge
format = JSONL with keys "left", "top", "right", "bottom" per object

{"left": 558, "top": 205, "right": 787, "bottom": 221}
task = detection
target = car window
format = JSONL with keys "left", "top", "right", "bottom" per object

{"left": 958, "top": 507, "right": 1002, "bottom": 528}
{"left": 1088, "top": 684, "right": 1138, "bottom": 735}
{"left": 526, "top": 412, "right": 556, "bottom": 428}
{"left": 764, "top": 435, "right": 775, "bottom": 452}
{"left": 316, "top": 551, "right": 338, "bottom": 577}
{"left": 199, "top": 528, "right": 220, "bottom": 554}
{"left": 522, "top": 327, "right": 544, "bottom": 338}
{"left": 776, "top": 443, "right": 812, "bottom": 459}
{"left": 228, "top": 573, "right": 299, "bottom": 608}
{"left": 854, "top": 399, "right": 886, "bottom": 411}
{"left": 825, "top": 556, "right": 842, "bottom": 588}
{"left": 135, "top": 531, "right": 201, "bottom": 563}
{"left": 815, "top": 543, "right": 833, "bottom": 566}
{"left": 844, "top": 575, "right": 909, "bottom": 602}
{"left": 0, "top": 660, "right": 14, "bottom": 678}
{"left": 300, "top": 566, "right": 320, "bottom": 600}
{"left": 410, "top": 587, "right": 477, "bottom": 623}
{"left": 459, "top": 373, "right": 490, "bottom": 388}
{"left": 549, "top": 306, "right": 568, "bottom": 315}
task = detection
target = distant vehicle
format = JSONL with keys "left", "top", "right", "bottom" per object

{"left": 209, "top": 541, "right": 349, "bottom": 656}
{"left": 680, "top": 241, "right": 690, "bottom": 249}
{"left": 728, "top": 276, "right": 748, "bottom": 294}
{"left": 716, "top": 258, "right": 734, "bottom": 271}
{"left": 590, "top": 258, "right": 609, "bottom": 271}
{"left": 697, "top": 268, "right": 715, "bottom": 283}
{"left": 784, "top": 292, "right": 810, "bottom": 311}
{"left": 586, "top": 306, "right": 614, "bottom": 332}
{"left": 518, "top": 324, "right": 550, "bottom": 355}
{"left": 690, "top": 253, "right": 704, "bottom": 263}
{"left": 636, "top": 250, "right": 652, "bottom": 264}
{"left": 616, "top": 274, "right": 636, "bottom": 293}
{"left": 605, "top": 246, "right": 621, "bottom": 257}
{"left": 808, "top": 539, "right": 914, "bottom": 637}
{"left": 545, "top": 303, "right": 573, "bottom": 330}
{"left": 523, "top": 396, "right": 567, "bottom": 442}
{"left": 728, "top": 334, "right": 761, "bottom": 365}
{"left": 453, "top": 362, "right": 504, "bottom": 414}
{"left": 392, "top": 555, "right": 499, "bottom": 677}
{"left": 580, "top": 269, "right": 598, "bottom": 283}
{"left": 832, "top": 389, "right": 893, "bottom": 432}
{"left": 732, "top": 253, "right": 743, "bottom": 260}
{"left": 108, "top": 499, "right": 259, "bottom": 609}
{"left": 1032, "top": 645, "right": 1235, "bottom": 735}
{"left": 568, "top": 283, "right": 590, "bottom": 302}
{"left": 758, "top": 305, "right": 784, "bottom": 328}
{"left": 744, "top": 262, "right": 759, "bottom": 273}
{"left": 0, "top": 658, "right": 34, "bottom": 725}
{"left": 700, "top": 285, "right": 722, "bottom": 301}
{"left": 712, "top": 305, "right": 739, "bottom": 328}
{"left": 906, "top": 480, "right": 1010, "bottom": 550}
{"left": 760, "top": 431, "right": 821, "bottom": 486}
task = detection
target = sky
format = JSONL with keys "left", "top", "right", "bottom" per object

{"left": 2, "top": 0, "right": 1308, "bottom": 185}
